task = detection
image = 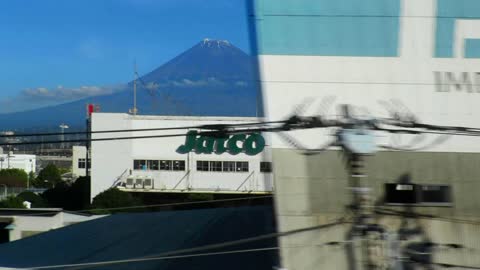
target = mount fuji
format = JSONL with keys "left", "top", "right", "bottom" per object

{"left": 0, "top": 39, "right": 261, "bottom": 130}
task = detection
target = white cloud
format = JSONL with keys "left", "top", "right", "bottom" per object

{"left": 0, "top": 84, "right": 128, "bottom": 113}
{"left": 19, "top": 84, "right": 127, "bottom": 101}
{"left": 149, "top": 77, "right": 226, "bottom": 88}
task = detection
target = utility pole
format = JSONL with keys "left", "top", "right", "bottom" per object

{"left": 129, "top": 61, "right": 138, "bottom": 115}
{"left": 86, "top": 104, "right": 94, "bottom": 177}
{"left": 336, "top": 105, "right": 379, "bottom": 270}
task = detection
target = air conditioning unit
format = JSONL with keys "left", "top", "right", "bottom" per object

{"left": 143, "top": 177, "right": 153, "bottom": 189}
{"left": 126, "top": 177, "right": 134, "bottom": 189}
{"left": 134, "top": 177, "right": 144, "bottom": 189}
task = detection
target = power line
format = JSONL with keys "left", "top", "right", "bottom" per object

{"left": 18, "top": 247, "right": 280, "bottom": 270}
{"left": 18, "top": 218, "right": 348, "bottom": 269}
{"left": 3, "top": 120, "right": 480, "bottom": 147}
{"left": 14, "top": 195, "right": 274, "bottom": 217}
{"left": 0, "top": 132, "right": 187, "bottom": 146}
{"left": 263, "top": 79, "right": 480, "bottom": 87}
{"left": 260, "top": 14, "right": 480, "bottom": 19}
{"left": 375, "top": 208, "right": 480, "bottom": 226}
{"left": 0, "top": 120, "right": 284, "bottom": 138}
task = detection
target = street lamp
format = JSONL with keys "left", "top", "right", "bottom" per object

{"left": 28, "top": 159, "right": 33, "bottom": 189}
{"left": 7, "top": 151, "right": 13, "bottom": 169}
{"left": 0, "top": 184, "right": 7, "bottom": 199}
{"left": 59, "top": 124, "right": 69, "bottom": 149}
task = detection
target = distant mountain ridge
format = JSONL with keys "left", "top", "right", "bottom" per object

{"left": 0, "top": 39, "right": 260, "bottom": 130}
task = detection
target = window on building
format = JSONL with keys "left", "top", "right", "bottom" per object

{"left": 133, "top": 160, "right": 147, "bottom": 170}
{"left": 148, "top": 160, "right": 159, "bottom": 170}
{"left": 172, "top": 160, "right": 185, "bottom": 171}
{"left": 160, "top": 160, "right": 172, "bottom": 170}
{"left": 197, "top": 160, "right": 249, "bottom": 172}
{"left": 223, "top": 161, "right": 236, "bottom": 172}
{"left": 197, "top": 161, "right": 209, "bottom": 171}
{"left": 236, "top": 162, "right": 249, "bottom": 172}
{"left": 78, "top": 158, "right": 86, "bottom": 169}
{"left": 260, "top": 162, "right": 272, "bottom": 173}
{"left": 209, "top": 161, "right": 222, "bottom": 172}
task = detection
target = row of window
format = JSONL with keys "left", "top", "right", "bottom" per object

{"left": 196, "top": 161, "right": 249, "bottom": 172}
{"left": 134, "top": 160, "right": 186, "bottom": 171}
{"left": 133, "top": 160, "right": 272, "bottom": 173}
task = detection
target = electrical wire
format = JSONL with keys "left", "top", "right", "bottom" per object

{"left": 0, "top": 120, "right": 285, "bottom": 138}
{"left": 15, "top": 247, "right": 280, "bottom": 270}
{"left": 260, "top": 14, "right": 480, "bottom": 19}
{"left": 3, "top": 124, "right": 480, "bottom": 147}
{"left": 0, "top": 126, "right": 279, "bottom": 146}
{"left": 374, "top": 208, "right": 480, "bottom": 226}
{"left": 14, "top": 218, "right": 348, "bottom": 269}
{"left": 11, "top": 195, "right": 274, "bottom": 217}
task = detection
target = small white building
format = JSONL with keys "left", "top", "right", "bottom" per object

{"left": 88, "top": 113, "right": 274, "bottom": 201}
{"left": 72, "top": 146, "right": 88, "bottom": 179}
{"left": 0, "top": 154, "right": 36, "bottom": 174}
{"left": 0, "top": 208, "right": 106, "bottom": 243}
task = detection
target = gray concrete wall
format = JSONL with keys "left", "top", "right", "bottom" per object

{"left": 273, "top": 149, "right": 480, "bottom": 269}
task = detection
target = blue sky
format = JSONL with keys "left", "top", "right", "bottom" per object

{"left": 0, "top": 0, "right": 251, "bottom": 113}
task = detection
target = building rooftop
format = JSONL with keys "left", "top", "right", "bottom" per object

{"left": 0, "top": 206, "right": 278, "bottom": 270}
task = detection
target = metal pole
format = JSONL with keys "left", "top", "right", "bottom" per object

{"left": 86, "top": 118, "right": 90, "bottom": 177}
{"left": 28, "top": 159, "right": 32, "bottom": 189}
{"left": 59, "top": 124, "right": 69, "bottom": 149}
{"left": 133, "top": 61, "right": 137, "bottom": 115}
{"left": 0, "top": 184, "right": 7, "bottom": 199}
{"left": 347, "top": 153, "right": 377, "bottom": 270}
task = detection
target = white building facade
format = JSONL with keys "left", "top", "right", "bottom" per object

{"left": 72, "top": 146, "right": 88, "bottom": 179}
{"left": 252, "top": 0, "right": 480, "bottom": 269}
{"left": 0, "top": 154, "right": 36, "bottom": 174}
{"left": 0, "top": 209, "right": 106, "bottom": 243}
{"left": 90, "top": 113, "right": 273, "bottom": 201}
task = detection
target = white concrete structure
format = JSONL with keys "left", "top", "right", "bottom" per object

{"left": 252, "top": 0, "right": 480, "bottom": 269}
{"left": 90, "top": 113, "right": 273, "bottom": 200}
{"left": 72, "top": 146, "right": 88, "bottom": 179}
{"left": 0, "top": 154, "right": 36, "bottom": 174}
{"left": 0, "top": 209, "right": 106, "bottom": 242}
{"left": 256, "top": 0, "right": 480, "bottom": 153}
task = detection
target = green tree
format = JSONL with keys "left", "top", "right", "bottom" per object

{"left": 91, "top": 188, "right": 142, "bottom": 214}
{"left": 39, "top": 177, "right": 91, "bottom": 210}
{"left": 34, "top": 164, "right": 62, "bottom": 188}
{"left": 0, "top": 196, "right": 26, "bottom": 208}
{"left": 41, "top": 182, "right": 70, "bottom": 208}
{"left": 17, "top": 191, "right": 48, "bottom": 208}
{"left": 0, "top": 168, "right": 28, "bottom": 187}
{"left": 67, "top": 176, "right": 91, "bottom": 210}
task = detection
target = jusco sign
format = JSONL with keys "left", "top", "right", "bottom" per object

{"left": 176, "top": 131, "right": 265, "bottom": 156}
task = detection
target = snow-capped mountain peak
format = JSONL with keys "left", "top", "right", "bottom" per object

{"left": 202, "top": 38, "right": 231, "bottom": 48}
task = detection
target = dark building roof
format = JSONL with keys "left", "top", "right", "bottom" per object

{"left": 0, "top": 208, "right": 62, "bottom": 217}
{"left": 0, "top": 206, "right": 278, "bottom": 270}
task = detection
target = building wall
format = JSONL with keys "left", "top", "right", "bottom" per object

{"left": 252, "top": 0, "right": 480, "bottom": 269}
{"left": 0, "top": 154, "right": 36, "bottom": 174}
{"left": 272, "top": 149, "right": 480, "bottom": 269}
{"left": 90, "top": 113, "right": 273, "bottom": 201}
{"left": 2, "top": 211, "right": 106, "bottom": 242}
{"left": 72, "top": 146, "right": 87, "bottom": 178}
